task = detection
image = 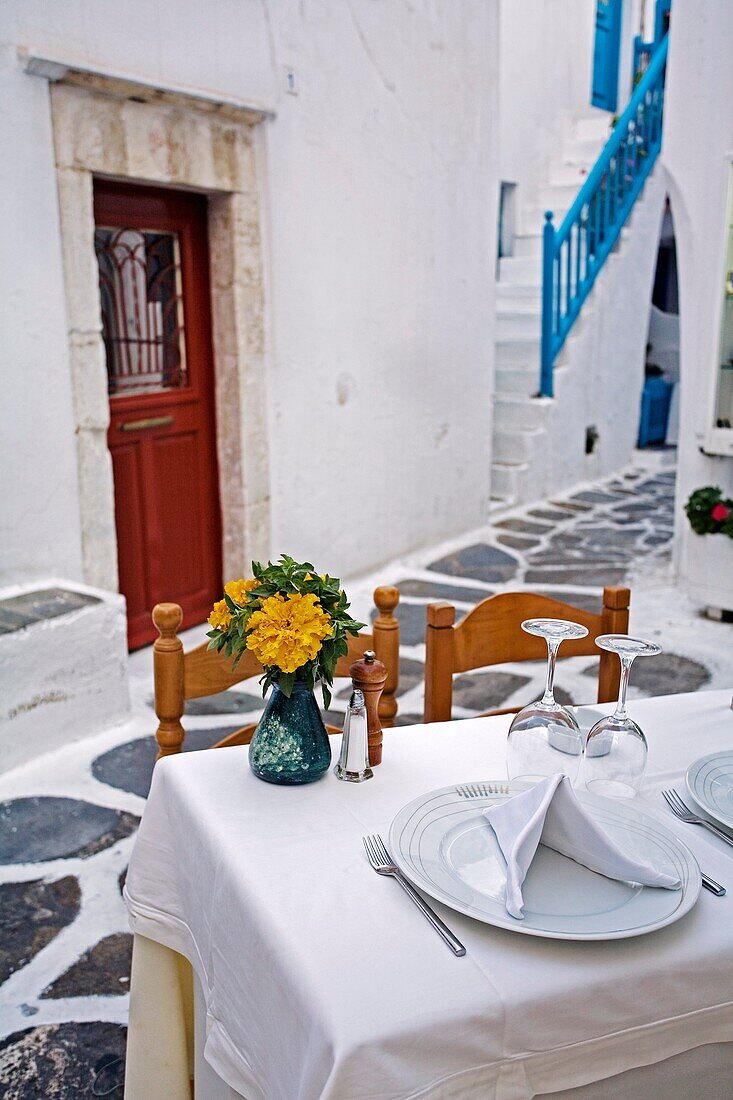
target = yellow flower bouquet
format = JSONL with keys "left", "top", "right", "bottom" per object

{"left": 207, "top": 555, "right": 364, "bottom": 709}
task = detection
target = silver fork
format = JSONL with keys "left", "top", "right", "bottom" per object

{"left": 661, "top": 789, "right": 733, "bottom": 850}
{"left": 363, "top": 835, "right": 466, "bottom": 956}
{"left": 456, "top": 782, "right": 509, "bottom": 798}
{"left": 661, "top": 790, "right": 728, "bottom": 896}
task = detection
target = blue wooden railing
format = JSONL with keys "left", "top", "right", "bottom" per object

{"left": 539, "top": 33, "right": 669, "bottom": 398}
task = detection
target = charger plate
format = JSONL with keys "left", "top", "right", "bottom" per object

{"left": 388, "top": 782, "right": 700, "bottom": 941}
{"left": 686, "top": 751, "right": 733, "bottom": 832}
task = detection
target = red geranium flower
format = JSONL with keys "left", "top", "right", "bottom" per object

{"left": 711, "top": 503, "right": 730, "bottom": 522}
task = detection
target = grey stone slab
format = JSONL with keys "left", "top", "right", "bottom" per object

{"left": 630, "top": 653, "right": 711, "bottom": 696}
{"left": 603, "top": 486, "right": 637, "bottom": 496}
{"left": 643, "top": 534, "right": 673, "bottom": 547}
{"left": 395, "top": 713, "right": 424, "bottom": 727}
{"left": 0, "top": 798, "right": 139, "bottom": 864}
{"left": 550, "top": 499, "right": 592, "bottom": 512}
{"left": 528, "top": 507, "right": 574, "bottom": 522}
{"left": 0, "top": 877, "right": 81, "bottom": 985}
{"left": 0, "top": 588, "right": 100, "bottom": 632}
{"left": 371, "top": 601, "right": 426, "bottom": 646}
{"left": 570, "top": 525, "right": 645, "bottom": 543}
{"left": 41, "top": 933, "right": 132, "bottom": 999}
{"left": 582, "top": 652, "right": 711, "bottom": 696}
{"left": 524, "top": 567, "right": 627, "bottom": 586}
{"left": 452, "top": 671, "right": 531, "bottom": 711}
{"left": 93, "top": 729, "right": 245, "bottom": 799}
{"left": 428, "top": 544, "right": 519, "bottom": 584}
{"left": 570, "top": 490, "right": 625, "bottom": 504}
{"left": 526, "top": 548, "right": 632, "bottom": 566}
{"left": 183, "top": 690, "right": 263, "bottom": 716}
{"left": 0, "top": 1022, "right": 127, "bottom": 1098}
{"left": 497, "top": 533, "right": 541, "bottom": 550}
{"left": 397, "top": 657, "right": 426, "bottom": 693}
{"left": 396, "top": 579, "right": 494, "bottom": 604}
{"left": 0, "top": 608, "right": 31, "bottom": 632}
{"left": 611, "top": 503, "right": 657, "bottom": 518}
{"left": 546, "top": 532, "right": 586, "bottom": 548}
{"left": 494, "top": 518, "right": 550, "bottom": 535}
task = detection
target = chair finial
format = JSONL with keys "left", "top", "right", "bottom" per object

{"left": 374, "top": 585, "right": 399, "bottom": 615}
{"left": 153, "top": 603, "right": 184, "bottom": 638}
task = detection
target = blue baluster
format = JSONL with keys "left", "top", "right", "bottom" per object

{"left": 540, "top": 211, "right": 555, "bottom": 398}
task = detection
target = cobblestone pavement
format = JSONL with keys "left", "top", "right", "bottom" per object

{"left": 1, "top": 457, "right": 732, "bottom": 1096}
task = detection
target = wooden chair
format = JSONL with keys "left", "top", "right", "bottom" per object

{"left": 423, "top": 586, "right": 630, "bottom": 724}
{"left": 152, "top": 586, "right": 400, "bottom": 757}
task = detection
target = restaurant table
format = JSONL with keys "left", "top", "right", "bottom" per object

{"left": 123, "top": 689, "right": 733, "bottom": 1099}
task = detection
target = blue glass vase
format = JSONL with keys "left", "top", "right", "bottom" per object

{"left": 249, "top": 681, "right": 332, "bottom": 785}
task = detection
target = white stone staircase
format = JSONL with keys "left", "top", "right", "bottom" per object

{"left": 491, "top": 111, "right": 612, "bottom": 506}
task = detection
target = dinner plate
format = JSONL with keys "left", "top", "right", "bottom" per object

{"left": 686, "top": 751, "right": 733, "bottom": 832}
{"left": 389, "top": 782, "right": 701, "bottom": 941}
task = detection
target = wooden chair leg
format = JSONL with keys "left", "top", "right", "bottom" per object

{"left": 423, "top": 602, "right": 456, "bottom": 724}
{"left": 598, "top": 586, "right": 631, "bottom": 703}
{"left": 372, "top": 585, "right": 400, "bottom": 728}
{"left": 153, "top": 603, "right": 186, "bottom": 759}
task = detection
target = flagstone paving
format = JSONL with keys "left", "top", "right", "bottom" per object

{"left": 1, "top": 457, "right": 732, "bottom": 1096}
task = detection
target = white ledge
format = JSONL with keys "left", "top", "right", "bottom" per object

{"left": 19, "top": 47, "right": 276, "bottom": 122}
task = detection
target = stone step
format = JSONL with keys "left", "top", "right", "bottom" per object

{"left": 571, "top": 110, "right": 612, "bottom": 144}
{"left": 548, "top": 161, "right": 593, "bottom": 189}
{"left": 490, "top": 462, "right": 524, "bottom": 503}
{"left": 495, "top": 335, "right": 539, "bottom": 366}
{"left": 496, "top": 311, "right": 541, "bottom": 339}
{"left": 498, "top": 255, "right": 541, "bottom": 283}
{"left": 562, "top": 134, "right": 608, "bottom": 162}
{"left": 539, "top": 181, "right": 581, "bottom": 211}
{"left": 495, "top": 366, "right": 538, "bottom": 396}
{"left": 512, "top": 232, "right": 543, "bottom": 259}
{"left": 493, "top": 426, "right": 540, "bottom": 465}
{"left": 496, "top": 283, "right": 542, "bottom": 303}
{"left": 494, "top": 393, "right": 549, "bottom": 432}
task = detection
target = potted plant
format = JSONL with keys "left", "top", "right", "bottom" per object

{"left": 683, "top": 487, "right": 733, "bottom": 614}
{"left": 207, "top": 556, "right": 364, "bottom": 784}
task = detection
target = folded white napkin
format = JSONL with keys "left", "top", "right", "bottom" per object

{"left": 484, "top": 774, "right": 681, "bottom": 919}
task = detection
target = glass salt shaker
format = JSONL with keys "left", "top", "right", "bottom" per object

{"left": 334, "top": 689, "right": 373, "bottom": 782}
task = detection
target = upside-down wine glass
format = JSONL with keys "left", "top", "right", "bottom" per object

{"left": 583, "top": 634, "right": 662, "bottom": 798}
{"left": 506, "top": 619, "right": 589, "bottom": 785}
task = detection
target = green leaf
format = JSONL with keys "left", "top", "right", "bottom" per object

{"left": 279, "top": 670, "right": 296, "bottom": 697}
{"left": 321, "top": 682, "right": 332, "bottom": 710}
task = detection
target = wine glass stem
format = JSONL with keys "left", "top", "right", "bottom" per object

{"left": 614, "top": 655, "right": 634, "bottom": 720}
{"left": 541, "top": 640, "right": 560, "bottom": 705}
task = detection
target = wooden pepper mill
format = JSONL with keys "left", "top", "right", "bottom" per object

{"left": 350, "top": 650, "right": 387, "bottom": 766}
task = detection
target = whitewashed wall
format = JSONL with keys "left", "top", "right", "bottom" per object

{"left": 499, "top": 0, "right": 595, "bottom": 233}
{"left": 499, "top": 0, "right": 653, "bottom": 237}
{"left": 0, "top": 0, "right": 499, "bottom": 584}
{"left": 662, "top": 1, "right": 733, "bottom": 604}
{"left": 0, "top": 44, "right": 84, "bottom": 587}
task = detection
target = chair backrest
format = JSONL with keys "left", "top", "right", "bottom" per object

{"left": 423, "top": 585, "right": 630, "bottom": 724}
{"left": 153, "top": 585, "right": 400, "bottom": 757}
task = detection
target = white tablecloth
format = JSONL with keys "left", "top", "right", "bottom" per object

{"left": 125, "top": 689, "right": 733, "bottom": 1099}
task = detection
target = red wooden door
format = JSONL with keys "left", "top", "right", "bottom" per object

{"left": 94, "top": 181, "right": 222, "bottom": 649}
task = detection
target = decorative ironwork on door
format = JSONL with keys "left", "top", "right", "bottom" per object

{"left": 94, "top": 228, "right": 188, "bottom": 396}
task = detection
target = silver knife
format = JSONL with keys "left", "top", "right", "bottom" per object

{"left": 702, "top": 873, "right": 725, "bottom": 896}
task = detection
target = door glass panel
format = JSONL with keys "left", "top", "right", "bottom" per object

{"left": 94, "top": 227, "right": 188, "bottom": 397}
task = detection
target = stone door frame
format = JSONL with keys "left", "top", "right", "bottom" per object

{"left": 43, "top": 67, "right": 272, "bottom": 594}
